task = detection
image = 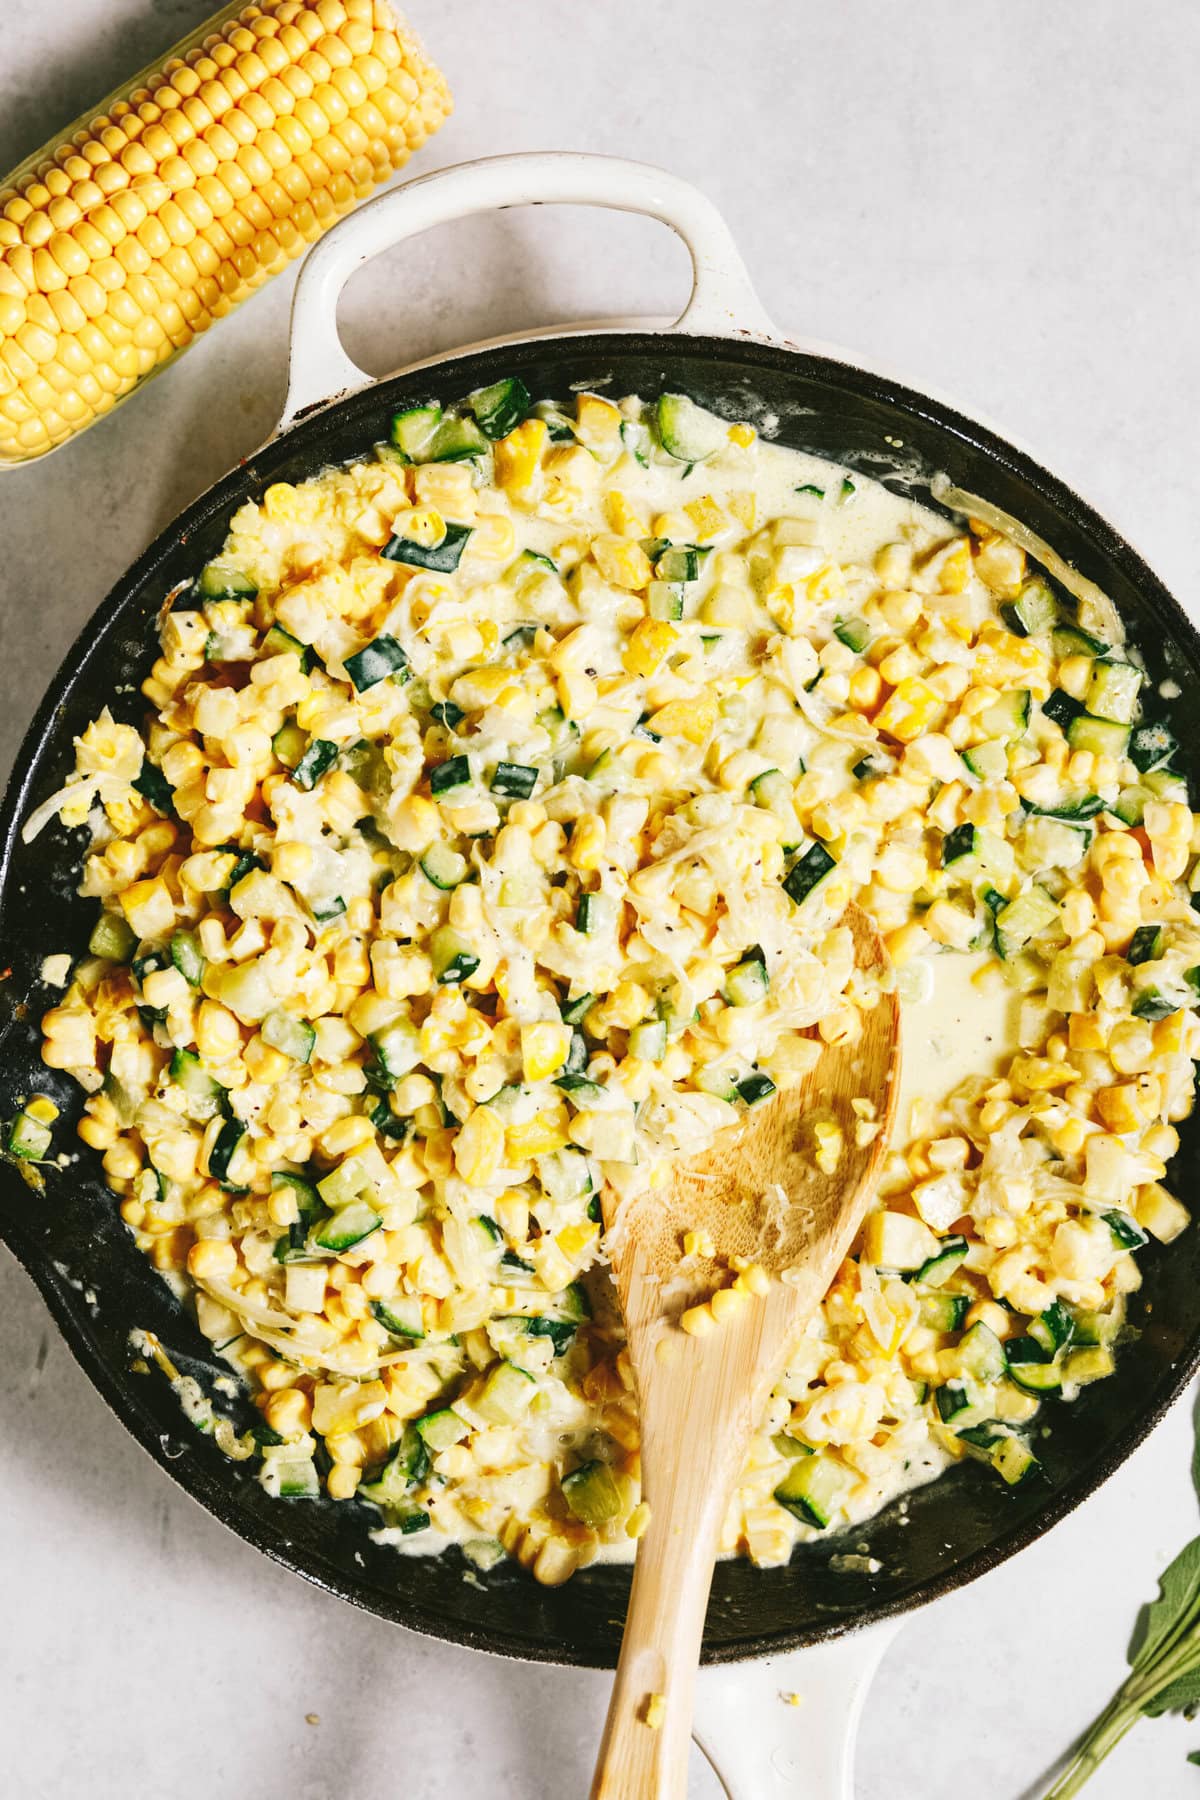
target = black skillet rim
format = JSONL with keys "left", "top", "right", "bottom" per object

{"left": 3, "top": 328, "right": 1199, "bottom": 1668}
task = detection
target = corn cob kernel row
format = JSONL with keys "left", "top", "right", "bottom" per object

{"left": 0, "top": 0, "right": 451, "bottom": 466}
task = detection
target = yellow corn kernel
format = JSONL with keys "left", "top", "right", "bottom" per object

{"left": 521, "top": 1021, "right": 573, "bottom": 1083}
{"left": 873, "top": 678, "right": 945, "bottom": 743}
{"left": 187, "top": 1238, "right": 236, "bottom": 1283}
{"left": 1095, "top": 1083, "right": 1151, "bottom": 1134}
{"left": 505, "top": 1112, "right": 570, "bottom": 1160}
{"left": 710, "top": 1284, "right": 749, "bottom": 1323}
{"left": 494, "top": 418, "right": 549, "bottom": 497}
{"left": 623, "top": 617, "right": 679, "bottom": 678}
{"left": 569, "top": 815, "right": 607, "bottom": 874}
{"left": 848, "top": 665, "right": 883, "bottom": 710}
{"left": 683, "top": 1229, "right": 716, "bottom": 1258}
{"left": 574, "top": 392, "right": 622, "bottom": 448}
{"left": 556, "top": 668, "right": 598, "bottom": 720}
{"left": 680, "top": 1302, "right": 716, "bottom": 1336}
{"left": 593, "top": 534, "right": 653, "bottom": 591}
{"left": 118, "top": 875, "right": 174, "bottom": 938}
{"left": 684, "top": 495, "right": 727, "bottom": 539}
{"left": 646, "top": 694, "right": 716, "bottom": 744}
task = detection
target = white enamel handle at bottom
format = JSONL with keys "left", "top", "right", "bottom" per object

{"left": 278, "top": 151, "right": 779, "bottom": 429}
{"left": 693, "top": 1621, "right": 902, "bottom": 1798}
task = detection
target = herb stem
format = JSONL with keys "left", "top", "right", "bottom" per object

{"left": 1044, "top": 1626, "right": 1200, "bottom": 1797}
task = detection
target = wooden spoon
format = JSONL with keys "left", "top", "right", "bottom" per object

{"left": 590, "top": 904, "right": 901, "bottom": 1799}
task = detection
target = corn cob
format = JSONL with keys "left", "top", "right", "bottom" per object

{"left": 0, "top": 0, "right": 451, "bottom": 467}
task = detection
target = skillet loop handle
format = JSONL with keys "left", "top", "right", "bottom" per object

{"left": 279, "top": 151, "right": 779, "bottom": 430}
{"left": 691, "top": 1622, "right": 902, "bottom": 1799}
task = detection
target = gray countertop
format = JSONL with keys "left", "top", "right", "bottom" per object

{"left": 4, "top": 2, "right": 1200, "bottom": 1794}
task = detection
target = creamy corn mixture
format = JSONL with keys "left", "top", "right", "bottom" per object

{"left": 19, "top": 380, "right": 1200, "bottom": 1584}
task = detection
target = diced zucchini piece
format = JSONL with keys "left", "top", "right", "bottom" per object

{"left": 957, "top": 1322, "right": 1006, "bottom": 1384}
{"left": 738, "top": 1072, "right": 777, "bottom": 1107}
{"left": 168, "top": 928, "right": 205, "bottom": 986}
{"left": 89, "top": 910, "right": 136, "bottom": 962}
{"left": 169, "top": 1049, "right": 225, "bottom": 1118}
{"left": 1028, "top": 790, "right": 1104, "bottom": 822}
{"left": 1112, "top": 785, "right": 1149, "bottom": 826}
{"left": 912, "top": 1236, "right": 969, "bottom": 1288}
{"left": 490, "top": 762, "right": 538, "bottom": 800}
{"left": 476, "top": 1360, "right": 536, "bottom": 1425}
{"left": 430, "top": 925, "right": 480, "bottom": 985}
{"left": 992, "top": 1437, "right": 1039, "bottom": 1485}
{"left": 921, "top": 1293, "right": 968, "bottom": 1333}
{"left": 372, "top": 1295, "right": 425, "bottom": 1339}
{"left": 962, "top": 740, "right": 1009, "bottom": 783}
{"left": 414, "top": 1407, "right": 471, "bottom": 1452}
{"left": 1104, "top": 1209, "right": 1148, "bottom": 1250}
{"left": 7, "top": 1110, "right": 53, "bottom": 1161}
{"left": 198, "top": 563, "right": 257, "bottom": 600}
{"left": 628, "top": 1020, "right": 667, "bottom": 1062}
{"left": 523, "top": 1315, "right": 578, "bottom": 1355}
{"left": 1005, "top": 1341, "right": 1062, "bottom": 1394}
{"left": 833, "top": 616, "right": 871, "bottom": 654}
{"left": 291, "top": 737, "right": 338, "bottom": 791}
{"left": 344, "top": 634, "right": 408, "bottom": 692}
{"left": 782, "top": 842, "right": 836, "bottom": 906}
{"left": 262, "top": 1457, "right": 320, "bottom": 1500}
{"left": 560, "top": 993, "right": 594, "bottom": 1028}
{"left": 1051, "top": 623, "right": 1108, "bottom": 660}
{"left": 430, "top": 754, "right": 472, "bottom": 796}
{"left": 1042, "top": 689, "right": 1085, "bottom": 731}
{"left": 1128, "top": 924, "right": 1166, "bottom": 966}
{"left": 419, "top": 843, "right": 470, "bottom": 890}
{"left": 561, "top": 1458, "right": 624, "bottom": 1527}
{"left": 773, "top": 1452, "right": 854, "bottom": 1528}
{"left": 430, "top": 700, "right": 465, "bottom": 729}
{"left": 1000, "top": 577, "right": 1058, "bottom": 637}
{"left": 648, "top": 582, "right": 686, "bottom": 627}
{"left": 1071, "top": 1306, "right": 1119, "bottom": 1347}
{"left": 262, "top": 624, "right": 309, "bottom": 664}
{"left": 978, "top": 689, "right": 1031, "bottom": 740}
{"left": 576, "top": 892, "right": 614, "bottom": 935}
{"left": 261, "top": 1010, "right": 316, "bottom": 1063}
{"left": 383, "top": 521, "right": 474, "bottom": 573}
{"left": 1145, "top": 767, "right": 1189, "bottom": 802}
{"left": 1129, "top": 722, "right": 1177, "bottom": 774}
{"left": 1064, "top": 1345, "right": 1116, "bottom": 1385}
{"left": 390, "top": 404, "right": 442, "bottom": 459}
{"left": 1028, "top": 1300, "right": 1076, "bottom": 1358}
{"left": 426, "top": 415, "right": 489, "bottom": 462}
{"left": 132, "top": 762, "right": 175, "bottom": 814}
{"left": 1085, "top": 659, "right": 1142, "bottom": 724}
{"left": 271, "top": 721, "right": 307, "bottom": 770}
{"left": 993, "top": 886, "right": 1059, "bottom": 959}
{"left": 725, "top": 953, "right": 769, "bottom": 1007}
{"left": 536, "top": 1147, "right": 594, "bottom": 1205}
{"left": 655, "top": 545, "right": 710, "bottom": 583}
{"left": 312, "top": 1198, "right": 381, "bottom": 1253}
{"left": 935, "top": 1381, "right": 980, "bottom": 1425}
{"left": 1066, "top": 712, "right": 1130, "bottom": 758}
{"left": 469, "top": 376, "right": 531, "bottom": 439}
{"left": 942, "top": 823, "right": 979, "bottom": 866}
{"left": 208, "top": 1118, "right": 246, "bottom": 1183}
{"left": 695, "top": 1065, "right": 741, "bottom": 1103}
{"left": 655, "top": 393, "right": 727, "bottom": 463}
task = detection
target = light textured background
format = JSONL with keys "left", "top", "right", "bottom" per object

{"left": 3, "top": 2, "right": 1200, "bottom": 1795}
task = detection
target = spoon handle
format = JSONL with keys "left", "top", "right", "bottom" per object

{"left": 589, "top": 1455, "right": 726, "bottom": 1799}
{"left": 590, "top": 1271, "right": 785, "bottom": 1799}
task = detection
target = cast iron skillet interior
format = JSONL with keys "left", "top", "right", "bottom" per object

{"left": 3, "top": 334, "right": 1199, "bottom": 1668}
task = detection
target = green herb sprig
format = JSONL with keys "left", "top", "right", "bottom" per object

{"left": 1044, "top": 1424, "right": 1200, "bottom": 1795}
